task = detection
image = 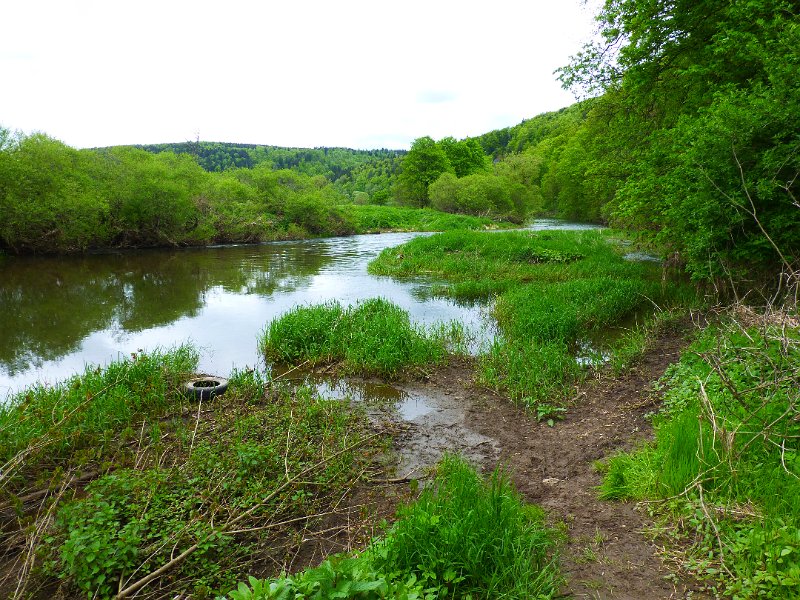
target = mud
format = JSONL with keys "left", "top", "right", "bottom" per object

{"left": 348, "top": 329, "right": 706, "bottom": 599}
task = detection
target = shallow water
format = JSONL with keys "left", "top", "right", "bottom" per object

{"left": 0, "top": 220, "right": 601, "bottom": 398}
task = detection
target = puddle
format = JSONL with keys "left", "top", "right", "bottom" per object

{"left": 575, "top": 339, "right": 610, "bottom": 367}
{"left": 395, "top": 395, "right": 435, "bottom": 420}
{"left": 272, "top": 366, "right": 499, "bottom": 477}
{"left": 623, "top": 251, "right": 662, "bottom": 262}
{"left": 273, "top": 367, "right": 436, "bottom": 421}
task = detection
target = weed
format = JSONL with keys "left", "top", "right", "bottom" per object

{"left": 598, "top": 315, "right": 800, "bottom": 596}
{"left": 0, "top": 345, "right": 198, "bottom": 475}
{"left": 373, "top": 455, "right": 561, "bottom": 598}
{"left": 535, "top": 403, "right": 568, "bottom": 427}
{"left": 5, "top": 357, "right": 380, "bottom": 599}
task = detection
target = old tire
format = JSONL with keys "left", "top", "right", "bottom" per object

{"left": 185, "top": 376, "right": 228, "bottom": 401}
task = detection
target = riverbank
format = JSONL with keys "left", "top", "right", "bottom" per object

{"left": 0, "top": 353, "right": 392, "bottom": 598}
{"left": 3, "top": 228, "right": 795, "bottom": 598}
{"left": 0, "top": 202, "right": 512, "bottom": 256}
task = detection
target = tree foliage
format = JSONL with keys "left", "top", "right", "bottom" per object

{"left": 394, "top": 136, "right": 454, "bottom": 207}
{"left": 0, "top": 133, "right": 363, "bottom": 252}
{"left": 472, "top": 0, "right": 799, "bottom": 279}
{"left": 394, "top": 135, "right": 533, "bottom": 221}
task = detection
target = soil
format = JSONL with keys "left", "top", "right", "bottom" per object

{"left": 373, "top": 327, "right": 708, "bottom": 599}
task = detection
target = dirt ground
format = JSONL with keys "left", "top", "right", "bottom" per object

{"left": 378, "top": 328, "right": 706, "bottom": 599}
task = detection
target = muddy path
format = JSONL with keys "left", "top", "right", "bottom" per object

{"left": 369, "top": 329, "right": 704, "bottom": 599}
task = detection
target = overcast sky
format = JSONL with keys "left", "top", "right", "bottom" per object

{"left": 1, "top": 1, "right": 598, "bottom": 150}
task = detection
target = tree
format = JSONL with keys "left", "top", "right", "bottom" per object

{"left": 395, "top": 137, "right": 453, "bottom": 207}
{"left": 558, "top": 0, "right": 800, "bottom": 278}
{"left": 439, "top": 137, "right": 489, "bottom": 178}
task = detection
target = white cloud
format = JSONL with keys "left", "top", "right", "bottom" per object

{"left": 0, "top": 0, "right": 598, "bottom": 149}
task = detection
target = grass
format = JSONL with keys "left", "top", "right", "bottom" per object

{"left": 226, "top": 455, "right": 561, "bottom": 599}
{"left": 1, "top": 353, "right": 382, "bottom": 599}
{"left": 373, "top": 455, "right": 561, "bottom": 598}
{"left": 260, "top": 298, "right": 462, "bottom": 378}
{"left": 368, "top": 229, "right": 695, "bottom": 406}
{"left": 597, "top": 313, "right": 800, "bottom": 597}
{"left": 0, "top": 345, "right": 198, "bottom": 471}
{"left": 346, "top": 204, "right": 513, "bottom": 234}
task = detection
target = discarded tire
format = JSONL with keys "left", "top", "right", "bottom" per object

{"left": 184, "top": 376, "right": 228, "bottom": 401}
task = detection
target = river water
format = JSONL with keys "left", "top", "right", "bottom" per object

{"left": 0, "top": 220, "right": 601, "bottom": 398}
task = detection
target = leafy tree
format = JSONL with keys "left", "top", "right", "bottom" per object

{"left": 439, "top": 137, "right": 489, "bottom": 177}
{"left": 0, "top": 134, "right": 110, "bottom": 252}
{"left": 101, "top": 148, "right": 206, "bottom": 246}
{"left": 395, "top": 136, "right": 453, "bottom": 207}
{"left": 555, "top": 0, "right": 800, "bottom": 278}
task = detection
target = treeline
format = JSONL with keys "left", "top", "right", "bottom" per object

{"left": 469, "top": 0, "right": 800, "bottom": 280}
{"left": 133, "top": 136, "right": 548, "bottom": 224}
{"left": 0, "top": 130, "right": 509, "bottom": 254}
{"left": 0, "top": 132, "right": 366, "bottom": 253}
{"left": 131, "top": 141, "right": 404, "bottom": 190}
{"left": 389, "top": 136, "right": 542, "bottom": 223}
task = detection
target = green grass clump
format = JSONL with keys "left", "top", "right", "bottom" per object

{"left": 226, "top": 455, "right": 560, "bottom": 600}
{"left": 0, "top": 345, "right": 198, "bottom": 467}
{"left": 374, "top": 455, "right": 560, "bottom": 598}
{"left": 598, "top": 318, "right": 800, "bottom": 597}
{"left": 481, "top": 339, "right": 583, "bottom": 406}
{"left": 261, "top": 298, "right": 453, "bottom": 377}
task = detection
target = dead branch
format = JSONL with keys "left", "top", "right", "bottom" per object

{"left": 115, "top": 431, "right": 380, "bottom": 599}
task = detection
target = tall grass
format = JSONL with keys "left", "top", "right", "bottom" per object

{"left": 347, "top": 204, "right": 508, "bottom": 233}
{"left": 598, "top": 316, "right": 800, "bottom": 596}
{"left": 368, "top": 229, "right": 652, "bottom": 286}
{"left": 374, "top": 455, "right": 561, "bottom": 599}
{"left": 260, "top": 298, "right": 455, "bottom": 378}
{"left": 370, "top": 229, "right": 695, "bottom": 406}
{"left": 225, "top": 455, "right": 561, "bottom": 600}
{"left": 0, "top": 345, "right": 198, "bottom": 467}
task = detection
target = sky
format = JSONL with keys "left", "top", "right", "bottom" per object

{"left": 1, "top": 1, "right": 599, "bottom": 150}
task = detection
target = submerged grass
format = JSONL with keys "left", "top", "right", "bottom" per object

{"left": 260, "top": 298, "right": 457, "bottom": 378}
{"left": 369, "top": 229, "right": 695, "bottom": 406}
{"left": 598, "top": 314, "right": 800, "bottom": 597}
{"left": 226, "top": 455, "right": 561, "bottom": 599}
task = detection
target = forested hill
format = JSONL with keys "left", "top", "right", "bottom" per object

{"left": 123, "top": 141, "right": 404, "bottom": 180}
{"left": 471, "top": 100, "right": 596, "bottom": 159}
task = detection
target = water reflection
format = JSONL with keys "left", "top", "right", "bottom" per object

{"left": 1, "top": 221, "right": 600, "bottom": 396}
{"left": 0, "top": 232, "right": 486, "bottom": 394}
{"left": 282, "top": 373, "right": 436, "bottom": 421}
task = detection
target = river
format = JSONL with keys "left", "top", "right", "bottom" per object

{"left": 0, "top": 220, "right": 601, "bottom": 398}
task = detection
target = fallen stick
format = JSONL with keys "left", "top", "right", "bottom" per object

{"left": 115, "top": 431, "right": 380, "bottom": 599}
